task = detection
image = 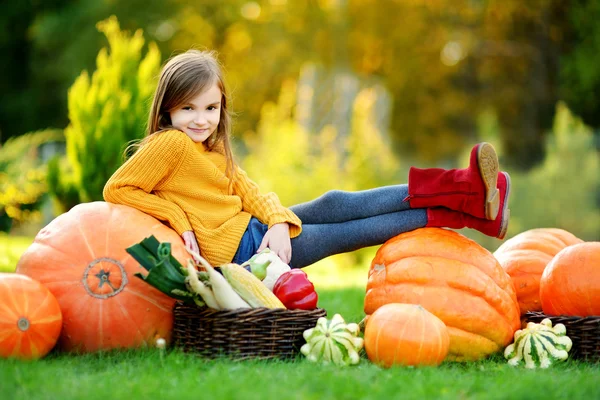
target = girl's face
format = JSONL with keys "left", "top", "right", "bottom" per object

{"left": 170, "top": 83, "right": 222, "bottom": 143}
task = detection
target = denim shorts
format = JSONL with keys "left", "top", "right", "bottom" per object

{"left": 231, "top": 217, "right": 268, "bottom": 264}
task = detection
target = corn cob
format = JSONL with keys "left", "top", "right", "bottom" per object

{"left": 220, "top": 263, "right": 286, "bottom": 309}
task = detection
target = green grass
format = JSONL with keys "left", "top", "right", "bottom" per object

{"left": 2, "top": 349, "right": 599, "bottom": 400}
{"left": 1, "top": 236, "right": 599, "bottom": 400}
{"left": 1, "top": 287, "right": 599, "bottom": 400}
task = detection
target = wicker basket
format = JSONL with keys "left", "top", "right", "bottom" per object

{"left": 525, "top": 311, "right": 600, "bottom": 362}
{"left": 172, "top": 302, "right": 327, "bottom": 360}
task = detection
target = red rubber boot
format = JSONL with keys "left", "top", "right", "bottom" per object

{"left": 426, "top": 172, "right": 512, "bottom": 239}
{"left": 405, "top": 142, "right": 501, "bottom": 220}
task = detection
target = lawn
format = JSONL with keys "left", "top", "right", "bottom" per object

{"left": 1, "top": 236, "right": 599, "bottom": 400}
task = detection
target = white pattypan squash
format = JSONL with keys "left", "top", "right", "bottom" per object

{"left": 504, "top": 318, "right": 573, "bottom": 369}
{"left": 300, "top": 313, "right": 364, "bottom": 366}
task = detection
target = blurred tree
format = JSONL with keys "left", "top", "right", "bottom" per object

{"left": 559, "top": 0, "right": 600, "bottom": 128}
{"left": 241, "top": 78, "right": 403, "bottom": 207}
{"left": 0, "top": 129, "right": 63, "bottom": 232}
{"left": 3, "top": 0, "right": 599, "bottom": 173}
{"left": 47, "top": 16, "right": 161, "bottom": 210}
{"left": 0, "top": 0, "right": 178, "bottom": 142}
{"left": 0, "top": 0, "right": 71, "bottom": 141}
{"left": 345, "top": 0, "right": 570, "bottom": 169}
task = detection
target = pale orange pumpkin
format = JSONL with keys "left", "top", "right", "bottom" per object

{"left": 16, "top": 202, "right": 188, "bottom": 353}
{"left": 540, "top": 242, "right": 600, "bottom": 317}
{"left": 364, "top": 227, "right": 520, "bottom": 361}
{"left": 0, "top": 273, "right": 62, "bottom": 359}
{"left": 364, "top": 303, "right": 449, "bottom": 367}
{"left": 493, "top": 228, "right": 583, "bottom": 315}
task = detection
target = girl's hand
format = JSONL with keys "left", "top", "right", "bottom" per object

{"left": 181, "top": 231, "right": 201, "bottom": 261}
{"left": 257, "top": 223, "right": 292, "bottom": 264}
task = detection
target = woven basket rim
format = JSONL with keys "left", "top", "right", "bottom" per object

{"left": 525, "top": 311, "right": 600, "bottom": 323}
{"left": 174, "top": 301, "right": 327, "bottom": 316}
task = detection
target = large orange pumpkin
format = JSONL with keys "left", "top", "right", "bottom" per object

{"left": 493, "top": 228, "right": 582, "bottom": 315}
{"left": 0, "top": 273, "right": 62, "bottom": 359}
{"left": 540, "top": 242, "right": 600, "bottom": 317}
{"left": 16, "top": 202, "right": 188, "bottom": 353}
{"left": 364, "top": 303, "right": 449, "bottom": 367}
{"left": 364, "top": 228, "right": 520, "bottom": 361}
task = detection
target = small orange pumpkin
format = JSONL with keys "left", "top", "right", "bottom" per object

{"left": 493, "top": 228, "right": 582, "bottom": 315}
{"left": 364, "top": 228, "right": 520, "bottom": 361}
{"left": 364, "top": 303, "right": 449, "bottom": 367}
{"left": 0, "top": 273, "right": 62, "bottom": 360}
{"left": 16, "top": 202, "right": 188, "bottom": 353}
{"left": 540, "top": 242, "right": 600, "bottom": 317}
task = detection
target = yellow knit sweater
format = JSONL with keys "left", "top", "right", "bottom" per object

{"left": 103, "top": 129, "right": 302, "bottom": 266}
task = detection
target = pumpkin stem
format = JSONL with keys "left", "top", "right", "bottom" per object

{"left": 17, "top": 317, "right": 30, "bottom": 331}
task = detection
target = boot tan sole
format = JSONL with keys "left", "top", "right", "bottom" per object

{"left": 477, "top": 142, "right": 500, "bottom": 220}
{"left": 497, "top": 172, "right": 511, "bottom": 239}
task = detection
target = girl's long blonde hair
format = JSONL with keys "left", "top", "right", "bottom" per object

{"left": 127, "top": 49, "right": 236, "bottom": 185}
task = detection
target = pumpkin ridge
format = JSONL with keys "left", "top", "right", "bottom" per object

{"left": 76, "top": 222, "right": 97, "bottom": 262}
{"left": 366, "top": 284, "right": 514, "bottom": 345}
{"left": 31, "top": 241, "right": 81, "bottom": 271}
{"left": 372, "top": 317, "right": 385, "bottom": 363}
{"left": 415, "top": 307, "right": 426, "bottom": 364}
{"left": 4, "top": 280, "right": 24, "bottom": 317}
{"left": 394, "top": 304, "right": 419, "bottom": 365}
{"left": 123, "top": 287, "right": 172, "bottom": 313}
{"left": 540, "top": 228, "right": 582, "bottom": 248}
{"left": 381, "top": 256, "right": 519, "bottom": 326}
{"left": 28, "top": 291, "right": 57, "bottom": 321}
{"left": 114, "top": 296, "right": 147, "bottom": 345}
{"left": 26, "top": 326, "right": 57, "bottom": 348}
{"left": 0, "top": 327, "right": 15, "bottom": 342}
{"left": 0, "top": 315, "right": 16, "bottom": 324}
{"left": 24, "top": 334, "right": 39, "bottom": 359}
{"left": 378, "top": 234, "right": 514, "bottom": 297}
{"left": 0, "top": 295, "right": 19, "bottom": 321}
{"left": 29, "top": 314, "right": 62, "bottom": 325}
{"left": 61, "top": 296, "right": 97, "bottom": 350}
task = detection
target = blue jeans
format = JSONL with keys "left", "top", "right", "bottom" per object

{"left": 232, "top": 185, "right": 427, "bottom": 268}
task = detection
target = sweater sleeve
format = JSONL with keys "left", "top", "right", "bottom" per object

{"left": 103, "top": 130, "right": 193, "bottom": 234}
{"left": 232, "top": 166, "right": 302, "bottom": 237}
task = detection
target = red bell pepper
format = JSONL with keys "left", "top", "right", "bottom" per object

{"left": 272, "top": 269, "right": 318, "bottom": 310}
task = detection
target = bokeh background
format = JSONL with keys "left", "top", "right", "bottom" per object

{"left": 1, "top": 0, "right": 598, "bottom": 283}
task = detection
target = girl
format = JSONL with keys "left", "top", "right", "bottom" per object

{"left": 103, "top": 49, "right": 510, "bottom": 268}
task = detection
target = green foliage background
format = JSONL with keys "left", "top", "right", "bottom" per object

{"left": 0, "top": 129, "right": 63, "bottom": 232}
{"left": 1, "top": 3, "right": 599, "bottom": 248}
{"left": 47, "top": 17, "right": 161, "bottom": 210}
{"left": 2, "top": 0, "right": 600, "bottom": 167}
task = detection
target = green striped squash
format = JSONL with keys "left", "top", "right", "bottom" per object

{"left": 504, "top": 318, "right": 572, "bottom": 369}
{"left": 300, "top": 314, "right": 364, "bottom": 366}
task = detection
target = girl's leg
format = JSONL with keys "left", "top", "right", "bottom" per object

{"left": 290, "top": 209, "right": 427, "bottom": 268}
{"left": 289, "top": 185, "right": 410, "bottom": 224}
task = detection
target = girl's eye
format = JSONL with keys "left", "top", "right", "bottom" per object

{"left": 182, "top": 106, "right": 192, "bottom": 111}
{"left": 207, "top": 106, "right": 218, "bottom": 111}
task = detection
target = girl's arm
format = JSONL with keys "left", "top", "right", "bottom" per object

{"left": 232, "top": 166, "right": 301, "bottom": 262}
{"left": 103, "top": 130, "right": 193, "bottom": 235}
{"left": 232, "top": 166, "right": 302, "bottom": 237}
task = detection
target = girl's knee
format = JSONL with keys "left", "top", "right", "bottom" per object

{"left": 320, "top": 189, "right": 347, "bottom": 205}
